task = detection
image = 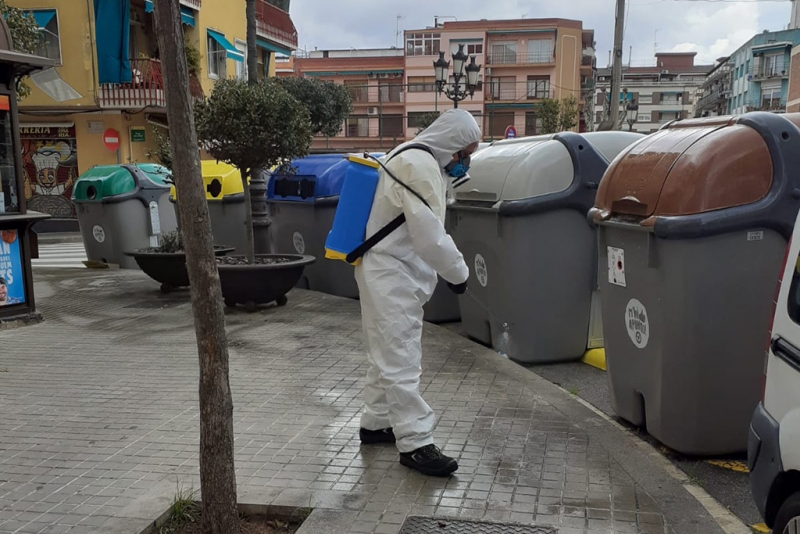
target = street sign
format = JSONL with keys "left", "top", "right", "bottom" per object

{"left": 504, "top": 125, "right": 517, "bottom": 139}
{"left": 130, "top": 127, "right": 146, "bottom": 143}
{"left": 103, "top": 128, "right": 120, "bottom": 152}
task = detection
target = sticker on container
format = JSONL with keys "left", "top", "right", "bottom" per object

{"left": 474, "top": 254, "right": 488, "bottom": 287}
{"left": 149, "top": 201, "right": 161, "bottom": 236}
{"left": 625, "top": 298, "right": 649, "bottom": 349}
{"left": 608, "top": 247, "right": 626, "bottom": 287}
{"left": 92, "top": 225, "right": 105, "bottom": 243}
{"left": 293, "top": 232, "right": 305, "bottom": 254}
{"left": 747, "top": 231, "right": 764, "bottom": 242}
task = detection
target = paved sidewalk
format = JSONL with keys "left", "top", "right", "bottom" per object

{"left": 0, "top": 269, "right": 736, "bottom": 534}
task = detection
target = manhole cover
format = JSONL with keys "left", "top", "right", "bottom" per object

{"left": 123, "top": 300, "right": 184, "bottom": 309}
{"left": 399, "top": 517, "right": 556, "bottom": 534}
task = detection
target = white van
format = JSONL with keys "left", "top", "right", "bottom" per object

{"left": 748, "top": 215, "right": 800, "bottom": 534}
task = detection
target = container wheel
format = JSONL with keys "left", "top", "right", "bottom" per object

{"left": 774, "top": 491, "right": 800, "bottom": 534}
{"left": 244, "top": 301, "right": 258, "bottom": 313}
{"left": 276, "top": 295, "right": 288, "bottom": 307}
{"left": 224, "top": 298, "right": 236, "bottom": 309}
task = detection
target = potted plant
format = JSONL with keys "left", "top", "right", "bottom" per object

{"left": 194, "top": 78, "right": 316, "bottom": 311}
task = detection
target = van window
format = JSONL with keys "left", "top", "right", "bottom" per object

{"left": 787, "top": 255, "right": 800, "bottom": 324}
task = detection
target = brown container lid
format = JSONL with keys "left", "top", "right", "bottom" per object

{"left": 594, "top": 118, "right": 773, "bottom": 220}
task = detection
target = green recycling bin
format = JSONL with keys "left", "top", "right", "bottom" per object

{"left": 73, "top": 164, "right": 177, "bottom": 269}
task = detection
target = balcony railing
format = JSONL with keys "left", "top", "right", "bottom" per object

{"left": 99, "top": 59, "right": 204, "bottom": 109}
{"left": 748, "top": 66, "right": 789, "bottom": 81}
{"left": 485, "top": 85, "right": 555, "bottom": 102}
{"left": 581, "top": 55, "right": 594, "bottom": 67}
{"left": 696, "top": 88, "right": 730, "bottom": 110}
{"left": 179, "top": 0, "right": 201, "bottom": 9}
{"left": 347, "top": 85, "right": 405, "bottom": 105}
{"left": 487, "top": 52, "right": 554, "bottom": 65}
{"left": 256, "top": 0, "right": 298, "bottom": 50}
{"left": 746, "top": 98, "right": 787, "bottom": 112}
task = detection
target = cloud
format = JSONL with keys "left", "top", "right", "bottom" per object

{"left": 291, "top": 0, "right": 792, "bottom": 67}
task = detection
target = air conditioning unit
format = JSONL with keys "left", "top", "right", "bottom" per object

{"left": 368, "top": 107, "right": 379, "bottom": 115}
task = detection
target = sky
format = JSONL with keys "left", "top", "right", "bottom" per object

{"left": 290, "top": 0, "right": 794, "bottom": 68}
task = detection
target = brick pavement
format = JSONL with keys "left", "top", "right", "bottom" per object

{"left": 0, "top": 269, "right": 731, "bottom": 534}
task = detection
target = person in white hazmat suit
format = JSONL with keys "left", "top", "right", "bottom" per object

{"left": 356, "top": 109, "right": 481, "bottom": 477}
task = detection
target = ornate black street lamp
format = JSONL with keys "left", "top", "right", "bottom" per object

{"left": 433, "top": 44, "right": 481, "bottom": 108}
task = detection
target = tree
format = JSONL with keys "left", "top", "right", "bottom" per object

{"left": 195, "top": 78, "right": 312, "bottom": 264}
{"left": 0, "top": 1, "right": 43, "bottom": 99}
{"left": 539, "top": 98, "right": 561, "bottom": 134}
{"left": 415, "top": 111, "right": 441, "bottom": 135}
{"left": 153, "top": 1, "right": 238, "bottom": 533}
{"left": 559, "top": 96, "right": 579, "bottom": 132}
{"left": 275, "top": 77, "right": 352, "bottom": 137}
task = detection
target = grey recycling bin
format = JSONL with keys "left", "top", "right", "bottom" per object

{"left": 268, "top": 154, "right": 360, "bottom": 298}
{"left": 590, "top": 112, "right": 800, "bottom": 455}
{"left": 269, "top": 153, "right": 462, "bottom": 324}
{"left": 73, "top": 163, "right": 177, "bottom": 269}
{"left": 450, "top": 131, "right": 643, "bottom": 363}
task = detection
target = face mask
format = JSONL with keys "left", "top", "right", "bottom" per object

{"left": 445, "top": 151, "right": 471, "bottom": 188}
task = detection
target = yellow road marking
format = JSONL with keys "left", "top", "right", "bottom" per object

{"left": 581, "top": 348, "right": 606, "bottom": 371}
{"left": 750, "top": 523, "right": 769, "bottom": 533}
{"left": 705, "top": 460, "right": 750, "bottom": 473}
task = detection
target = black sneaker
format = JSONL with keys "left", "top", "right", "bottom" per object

{"left": 359, "top": 427, "right": 396, "bottom": 444}
{"left": 399, "top": 444, "right": 458, "bottom": 476}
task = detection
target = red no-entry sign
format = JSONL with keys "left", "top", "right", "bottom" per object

{"left": 103, "top": 128, "right": 120, "bottom": 152}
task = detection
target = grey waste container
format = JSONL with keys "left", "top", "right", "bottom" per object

{"left": 268, "top": 154, "right": 360, "bottom": 298}
{"left": 590, "top": 112, "right": 800, "bottom": 455}
{"left": 73, "top": 163, "right": 177, "bottom": 269}
{"left": 269, "top": 153, "right": 462, "bottom": 324}
{"left": 450, "top": 131, "right": 643, "bottom": 363}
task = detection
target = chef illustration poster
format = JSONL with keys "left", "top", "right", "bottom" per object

{"left": 0, "top": 229, "right": 25, "bottom": 306}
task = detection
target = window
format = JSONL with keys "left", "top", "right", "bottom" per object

{"left": 207, "top": 35, "right": 226, "bottom": 78}
{"left": 346, "top": 116, "right": 369, "bottom": 137}
{"left": 637, "top": 113, "right": 652, "bottom": 123}
{"left": 257, "top": 48, "right": 272, "bottom": 80}
{"left": 345, "top": 81, "right": 368, "bottom": 103}
{"left": 0, "top": 101, "right": 16, "bottom": 213}
{"left": 234, "top": 40, "right": 247, "bottom": 80}
{"left": 485, "top": 112, "right": 515, "bottom": 138}
{"left": 488, "top": 76, "right": 516, "bottom": 100}
{"left": 406, "top": 33, "right": 440, "bottom": 57}
{"left": 379, "top": 83, "right": 403, "bottom": 103}
{"left": 32, "top": 10, "right": 61, "bottom": 63}
{"left": 407, "top": 112, "right": 431, "bottom": 129}
{"left": 526, "top": 76, "right": 550, "bottom": 99}
{"left": 527, "top": 39, "right": 552, "bottom": 63}
{"left": 451, "top": 42, "right": 483, "bottom": 56}
{"left": 762, "top": 86, "right": 783, "bottom": 110}
{"left": 763, "top": 53, "right": 786, "bottom": 77}
{"left": 525, "top": 112, "right": 542, "bottom": 136}
{"left": 638, "top": 94, "right": 653, "bottom": 104}
{"left": 380, "top": 115, "right": 404, "bottom": 138}
{"left": 407, "top": 76, "right": 437, "bottom": 92}
{"left": 660, "top": 93, "right": 681, "bottom": 105}
{"left": 491, "top": 42, "right": 517, "bottom": 64}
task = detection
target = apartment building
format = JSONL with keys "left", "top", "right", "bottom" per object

{"left": 695, "top": 56, "right": 733, "bottom": 117}
{"left": 10, "top": 0, "right": 297, "bottom": 229}
{"left": 788, "top": 45, "right": 800, "bottom": 112}
{"left": 594, "top": 52, "right": 713, "bottom": 133}
{"left": 727, "top": 29, "right": 800, "bottom": 115}
{"left": 293, "top": 17, "right": 596, "bottom": 152}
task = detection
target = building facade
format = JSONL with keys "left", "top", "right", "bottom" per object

{"left": 10, "top": 0, "right": 296, "bottom": 228}
{"left": 695, "top": 57, "right": 732, "bottom": 117}
{"left": 727, "top": 29, "right": 800, "bottom": 115}
{"left": 787, "top": 45, "right": 800, "bottom": 113}
{"left": 293, "top": 17, "right": 596, "bottom": 152}
{"left": 594, "top": 52, "right": 712, "bottom": 133}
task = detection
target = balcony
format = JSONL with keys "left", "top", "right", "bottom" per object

{"left": 256, "top": 0, "right": 298, "bottom": 51}
{"left": 347, "top": 85, "right": 405, "bottom": 105}
{"left": 487, "top": 52, "right": 554, "bottom": 66}
{"left": 99, "top": 59, "right": 204, "bottom": 109}
{"left": 746, "top": 97, "right": 787, "bottom": 113}
{"left": 485, "top": 85, "right": 555, "bottom": 102}
{"left": 696, "top": 88, "right": 730, "bottom": 111}
{"left": 179, "top": 0, "right": 201, "bottom": 8}
{"left": 748, "top": 66, "right": 788, "bottom": 81}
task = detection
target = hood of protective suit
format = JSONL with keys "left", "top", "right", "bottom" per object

{"left": 392, "top": 109, "right": 482, "bottom": 169}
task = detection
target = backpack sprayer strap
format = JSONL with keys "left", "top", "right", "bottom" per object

{"left": 344, "top": 145, "right": 436, "bottom": 264}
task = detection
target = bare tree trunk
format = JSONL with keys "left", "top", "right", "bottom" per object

{"left": 246, "top": 0, "right": 258, "bottom": 85}
{"left": 242, "top": 169, "right": 256, "bottom": 264}
{"left": 153, "top": 2, "right": 239, "bottom": 533}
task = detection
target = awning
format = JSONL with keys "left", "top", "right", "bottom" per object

{"left": 144, "top": 1, "right": 195, "bottom": 26}
{"left": 256, "top": 38, "right": 292, "bottom": 57}
{"left": 208, "top": 29, "right": 244, "bottom": 62}
{"left": 31, "top": 9, "right": 56, "bottom": 29}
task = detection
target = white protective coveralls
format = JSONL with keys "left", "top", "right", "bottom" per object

{"left": 355, "top": 109, "right": 482, "bottom": 453}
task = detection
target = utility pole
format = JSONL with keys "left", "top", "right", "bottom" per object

{"left": 609, "top": 0, "right": 625, "bottom": 129}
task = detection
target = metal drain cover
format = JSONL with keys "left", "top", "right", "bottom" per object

{"left": 399, "top": 517, "right": 557, "bottom": 534}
